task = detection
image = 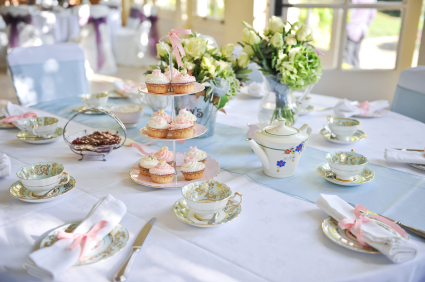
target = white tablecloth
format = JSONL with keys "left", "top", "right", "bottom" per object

{"left": 1, "top": 94, "right": 425, "bottom": 282}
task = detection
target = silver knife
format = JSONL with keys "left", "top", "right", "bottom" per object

{"left": 114, "top": 218, "right": 157, "bottom": 282}
{"left": 394, "top": 148, "right": 424, "bottom": 152}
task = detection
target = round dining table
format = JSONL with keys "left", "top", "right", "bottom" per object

{"left": 1, "top": 93, "right": 425, "bottom": 282}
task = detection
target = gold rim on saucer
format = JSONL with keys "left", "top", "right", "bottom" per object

{"left": 316, "top": 162, "right": 375, "bottom": 186}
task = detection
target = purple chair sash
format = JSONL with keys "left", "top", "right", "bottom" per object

{"left": 1, "top": 13, "right": 32, "bottom": 48}
{"left": 87, "top": 16, "right": 107, "bottom": 70}
{"left": 128, "top": 8, "right": 158, "bottom": 56}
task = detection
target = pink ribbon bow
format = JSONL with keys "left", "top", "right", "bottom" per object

{"left": 169, "top": 29, "right": 192, "bottom": 67}
{"left": 0, "top": 112, "right": 37, "bottom": 123}
{"left": 357, "top": 101, "right": 370, "bottom": 115}
{"left": 57, "top": 220, "right": 108, "bottom": 262}
{"left": 119, "top": 83, "right": 136, "bottom": 96}
{"left": 339, "top": 205, "right": 409, "bottom": 247}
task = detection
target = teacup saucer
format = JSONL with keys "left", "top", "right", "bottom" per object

{"left": 172, "top": 197, "right": 242, "bottom": 228}
{"left": 322, "top": 216, "right": 404, "bottom": 254}
{"left": 40, "top": 222, "right": 129, "bottom": 265}
{"left": 319, "top": 128, "right": 366, "bottom": 144}
{"left": 316, "top": 162, "right": 375, "bottom": 186}
{"left": 9, "top": 175, "right": 76, "bottom": 203}
{"left": 17, "top": 127, "right": 63, "bottom": 144}
{"left": 298, "top": 105, "right": 315, "bottom": 116}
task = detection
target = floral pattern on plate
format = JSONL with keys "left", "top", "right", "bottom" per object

{"left": 9, "top": 175, "right": 76, "bottom": 203}
{"left": 316, "top": 162, "right": 375, "bottom": 186}
{"left": 40, "top": 222, "right": 129, "bottom": 265}
{"left": 172, "top": 197, "right": 242, "bottom": 228}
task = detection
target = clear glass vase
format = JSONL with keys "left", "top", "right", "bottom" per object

{"left": 258, "top": 75, "right": 313, "bottom": 126}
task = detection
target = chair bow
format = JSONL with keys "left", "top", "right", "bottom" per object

{"left": 339, "top": 205, "right": 409, "bottom": 247}
{"left": 87, "top": 17, "right": 107, "bottom": 70}
{"left": 0, "top": 112, "right": 37, "bottom": 123}
{"left": 2, "top": 13, "right": 32, "bottom": 48}
{"left": 57, "top": 220, "right": 108, "bottom": 262}
{"left": 168, "top": 29, "right": 192, "bottom": 67}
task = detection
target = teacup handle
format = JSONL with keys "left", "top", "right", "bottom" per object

{"left": 225, "top": 192, "right": 243, "bottom": 208}
{"left": 327, "top": 115, "right": 333, "bottom": 124}
{"left": 58, "top": 172, "right": 70, "bottom": 187}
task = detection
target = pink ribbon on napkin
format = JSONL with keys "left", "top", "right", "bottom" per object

{"left": 169, "top": 29, "right": 192, "bottom": 67}
{"left": 339, "top": 205, "right": 409, "bottom": 246}
{"left": 0, "top": 112, "right": 37, "bottom": 123}
{"left": 357, "top": 101, "right": 370, "bottom": 115}
{"left": 57, "top": 220, "right": 108, "bottom": 262}
{"left": 119, "top": 83, "right": 136, "bottom": 96}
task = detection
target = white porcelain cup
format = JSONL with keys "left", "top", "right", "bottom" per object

{"left": 327, "top": 115, "right": 360, "bottom": 141}
{"left": 326, "top": 150, "right": 368, "bottom": 181}
{"left": 82, "top": 92, "right": 109, "bottom": 109}
{"left": 22, "top": 117, "right": 59, "bottom": 137}
{"left": 16, "top": 162, "right": 70, "bottom": 195}
{"left": 182, "top": 180, "right": 243, "bottom": 220}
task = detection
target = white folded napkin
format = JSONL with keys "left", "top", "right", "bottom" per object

{"left": 316, "top": 194, "right": 417, "bottom": 263}
{"left": 114, "top": 80, "right": 139, "bottom": 96}
{"left": 384, "top": 149, "right": 425, "bottom": 165}
{"left": 6, "top": 101, "right": 28, "bottom": 117}
{"left": 240, "top": 82, "right": 267, "bottom": 98}
{"left": 334, "top": 99, "right": 390, "bottom": 118}
{"left": 24, "top": 194, "right": 127, "bottom": 280}
{"left": 0, "top": 153, "right": 11, "bottom": 177}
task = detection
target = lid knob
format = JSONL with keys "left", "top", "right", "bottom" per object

{"left": 277, "top": 117, "right": 286, "bottom": 126}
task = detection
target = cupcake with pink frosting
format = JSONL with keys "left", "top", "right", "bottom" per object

{"left": 151, "top": 109, "right": 172, "bottom": 124}
{"left": 154, "top": 146, "right": 174, "bottom": 165}
{"left": 149, "top": 160, "right": 175, "bottom": 184}
{"left": 164, "top": 67, "right": 181, "bottom": 80}
{"left": 145, "top": 69, "right": 170, "bottom": 94}
{"left": 171, "top": 69, "right": 196, "bottom": 94}
{"left": 169, "top": 117, "right": 194, "bottom": 139}
{"left": 146, "top": 116, "right": 170, "bottom": 138}
{"left": 185, "top": 146, "right": 207, "bottom": 164}
{"left": 176, "top": 108, "right": 197, "bottom": 124}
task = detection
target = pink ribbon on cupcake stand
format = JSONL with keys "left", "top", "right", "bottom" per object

{"left": 338, "top": 205, "right": 409, "bottom": 246}
{"left": 168, "top": 29, "right": 192, "bottom": 67}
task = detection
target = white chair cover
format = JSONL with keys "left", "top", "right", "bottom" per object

{"left": 8, "top": 43, "right": 90, "bottom": 106}
{"left": 113, "top": 4, "right": 156, "bottom": 66}
{"left": 0, "top": 5, "right": 40, "bottom": 50}
{"left": 391, "top": 66, "right": 425, "bottom": 123}
{"left": 78, "top": 5, "right": 117, "bottom": 74}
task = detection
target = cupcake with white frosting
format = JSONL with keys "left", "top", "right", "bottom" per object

{"left": 185, "top": 146, "right": 207, "bottom": 164}
{"left": 176, "top": 108, "right": 197, "bottom": 125}
{"left": 138, "top": 154, "right": 159, "bottom": 176}
{"left": 171, "top": 69, "right": 196, "bottom": 94}
{"left": 181, "top": 157, "right": 205, "bottom": 180}
{"left": 151, "top": 109, "right": 172, "bottom": 124}
{"left": 145, "top": 69, "right": 170, "bottom": 94}
{"left": 146, "top": 116, "right": 170, "bottom": 138}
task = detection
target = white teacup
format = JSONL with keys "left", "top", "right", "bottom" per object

{"left": 326, "top": 150, "right": 368, "bottom": 181}
{"left": 327, "top": 115, "right": 360, "bottom": 141}
{"left": 182, "top": 180, "right": 243, "bottom": 220}
{"left": 111, "top": 104, "right": 144, "bottom": 128}
{"left": 16, "top": 162, "right": 70, "bottom": 196}
{"left": 82, "top": 92, "right": 109, "bottom": 109}
{"left": 21, "top": 117, "right": 59, "bottom": 137}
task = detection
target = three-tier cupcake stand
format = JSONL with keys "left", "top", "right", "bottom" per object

{"left": 129, "top": 34, "right": 220, "bottom": 188}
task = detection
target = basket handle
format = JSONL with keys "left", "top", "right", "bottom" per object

{"left": 62, "top": 108, "right": 127, "bottom": 149}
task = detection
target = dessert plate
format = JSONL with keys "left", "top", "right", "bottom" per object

{"left": 138, "top": 82, "right": 205, "bottom": 96}
{"left": 9, "top": 175, "right": 76, "bottom": 203}
{"left": 40, "top": 222, "right": 129, "bottom": 265}
{"left": 172, "top": 197, "right": 242, "bottom": 228}
{"left": 319, "top": 128, "right": 366, "bottom": 144}
{"left": 129, "top": 153, "right": 220, "bottom": 189}
{"left": 17, "top": 127, "right": 63, "bottom": 144}
{"left": 0, "top": 115, "right": 15, "bottom": 129}
{"left": 140, "top": 124, "right": 208, "bottom": 141}
{"left": 322, "top": 216, "right": 404, "bottom": 254}
{"left": 316, "top": 162, "right": 375, "bottom": 186}
{"left": 298, "top": 105, "right": 315, "bottom": 116}
{"left": 353, "top": 108, "right": 389, "bottom": 118}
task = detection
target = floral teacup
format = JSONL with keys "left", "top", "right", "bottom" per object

{"left": 21, "top": 117, "right": 59, "bottom": 137}
{"left": 182, "top": 180, "right": 243, "bottom": 220}
{"left": 326, "top": 150, "right": 368, "bottom": 181}
{"left": 17, "top": 162, "right": 69, "bottom": 196}
{"left": 82, "top": 92, "right": 109, "bottom": 109}
{"left": 327, "top": 115, "right": 360, "bottom": 141}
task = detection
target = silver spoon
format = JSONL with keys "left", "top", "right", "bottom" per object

{"left": 208, "top": 213, "right": 219, "bottom": 224}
